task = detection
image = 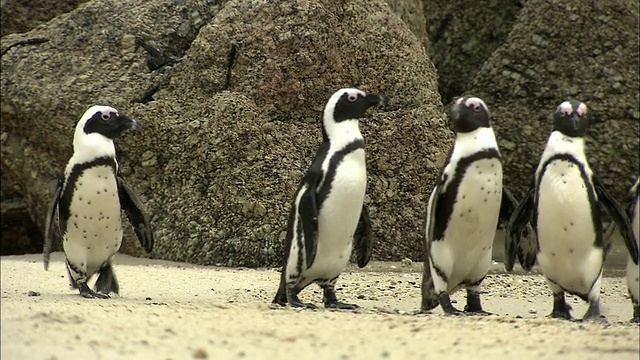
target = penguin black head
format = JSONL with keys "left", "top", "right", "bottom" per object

{"left": 553, "top": 100, "right": 589, "bottom": 138}
{"left": 322, "top": 88, "right": 388, "bottom": 140}
{"left": 81, "top": 105, "right": 142, "bottom": 139}
{"left": 449, "top": 96, "right": 491, "bottom": 133}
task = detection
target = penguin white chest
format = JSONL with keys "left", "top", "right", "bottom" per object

{"left": 537, "top": 160, "right": 601, "bottom": 294}
{"left": 63, "top": 166, "right": 122, "bottom": 275}
{"left": 433, "top": 158, "right": 503, "bottom": 289}
{"left": 308, "top": 149, "right": 366, "bottom": 278}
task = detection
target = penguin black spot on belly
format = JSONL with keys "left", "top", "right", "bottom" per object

{"left": 563, "top": 180, "right": 567, "bottom": 184}
{"left": 96, "top": 190, "right": 101, "bottom": 195}
{"left": 87, "top": 201, "right": 92, "bottom": 205}
{"left": 104, "top": 188, "right": 108, "bottom": 193}
{"left": 462, "top": 195, "right": 466, "bottom": 199}
{"left": 552, "top": 252, "right": 555, "bottom": 257}
{"left": 74, "top": 214, "right": 78, "bottom": 218}
{"left": 484, "top": 198, "right": 487, "bottom": 203}
{"left": 73, "top": 222, "right": 78, "bottom": 228}
{"left": 79, "top": 182, "right": 83, "bottom": 186}
{"left": 486, "top": 191, "right": 491, "bottom": 195}
{"left": 79, "top": 196, "right": 83, "bottom": 201}
{"left": 564, "top": 227, "right": 568, "bottom": 231}
{"left": 570, "top": 222, "right": 574, "bottom": 226}
{"left": 468, "top": 209, "right": 472, "bottom": 213}
{"left": 569, "top": 248, "right": 574, "bottom": 253}
{"left": 481, "top": 186, "right": 485, "bottom": 191}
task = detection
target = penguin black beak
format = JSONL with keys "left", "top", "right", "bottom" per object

{"left": 365, "top": 93, "right": 389, "bottom": 108}
{"left": 118, "top": 114, "right": 143, "bottom": 130}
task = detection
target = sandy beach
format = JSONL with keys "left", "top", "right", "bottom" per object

{"left": 1, "top": 252, "right": 638, "bottom": 360}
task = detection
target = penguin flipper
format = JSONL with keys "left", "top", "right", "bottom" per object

{"left": 117, "top": 176, "right": 154, "bottom": 253}
{"left": 354, "top": 204, "right": 373, "bottom": 268}
{"left": 298, "top": 184, "right": 319, "bottom": 269}
{"left": 498, "top": 187, "right": 519, "bottom": 227}
{"left": 505, "top": 187, "right": 536, "bottom": 271}
{"left": 421, "top": 186, "right": 440, "bottom": 311}
{"left": 593, "top": 175, "right": 638, "bottom": 265}
{"left": 43, "top": 178, "right": 62, "bottom": 271}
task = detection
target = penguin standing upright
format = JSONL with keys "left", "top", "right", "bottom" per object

{"left": 421, "top": 96, "right": 523, "bottom": 315}
{"left": 625, "top": 178, "right": 639, "bottom": 322}
{"left": 507, "top": 100, "right": 638, "bottom": 320}
{"left": 273, "top": 88, "right": 387, "bottom": 309}
{"left": 44, "top": 105, "right": 154, "bottom": 298}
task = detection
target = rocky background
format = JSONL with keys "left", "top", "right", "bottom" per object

{"left": 1, "top": 0, "right": 638, "bottom": 266}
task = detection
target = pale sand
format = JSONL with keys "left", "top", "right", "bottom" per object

{"left": 1, "top": 253, "right": 638, "bottom": 360}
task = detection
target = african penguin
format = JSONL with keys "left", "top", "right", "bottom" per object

{"left": 273, "top": 88, "right": 387, "bottom": 309}
{"left": 420, "top": 96, "right": 522, "bottom": 315}
{"left": 626, "top": 177, "right": 639, "bottom": 322}
{"left": 44, "top": 105, "right": 154, "bottom": 298}
{"left": 507, "top": 100, "right": 638, "bottom": 321}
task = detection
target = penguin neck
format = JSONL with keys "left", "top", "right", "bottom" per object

{"left": 323, "top": 118, "right": 363, "bottom": 149}
{"left": 70, "top": 132, "right": 117, "bottom": 166}
{"left": 542, "top": 131, "right": 587, "bottom": 162}
{"left": 451, "top": 127, "right": 498, "bottom": 159}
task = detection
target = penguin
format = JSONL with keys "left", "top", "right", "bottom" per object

{"left": 273, "top": 88, "right": 387, "bottom": 309}
{"left": 43, "top": 105, "right": 154, "bottom": 298}
{"left": 506, "top": 100, "right": 638, "bottom": 321}
{"left": 625, "top": 178, "right": 639, "bottom": 322}
{"left": 420, "top": 96, "right": 525, "bottom": 315}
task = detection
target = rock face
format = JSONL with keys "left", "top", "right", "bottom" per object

{"left": 423, "top": 0, "right": 524, "bottom": 104}
{"left": 1, "top": 0, "right": 450, "bottom": 266}
{"left": 4, "top": 0, "right": 637, "bottom": 266}
{"left": 468, "top": 0, "right": 639, "bottom": 200}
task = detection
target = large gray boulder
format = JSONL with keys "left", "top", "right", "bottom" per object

{"left": 422, "top": 0, "right": 524, "bottom": 103}
{"left": 1, "top": 0, "right": 450, "bottom": 266}
{"left": 469, "top": 0, "right": 639, "bottom": 200}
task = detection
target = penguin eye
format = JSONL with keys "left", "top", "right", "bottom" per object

{"left": 473, "top": 105, "right": 481, "bottom": 111}
{"left": 347, "top": 94, "right": 358, "bottom": 102}
{"left": 101, "top": 113, "right": 110, "bottom": 120}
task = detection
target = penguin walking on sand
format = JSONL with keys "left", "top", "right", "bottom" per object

{"left": 625, "top": 178, "right": 639, "bottom": 322}
{"left": 273, "top": 88, "right": 387, "bottom": 309}
{"left": 44, "top": 105, "right": 154, "bottom": 298}
{"left": 506, "top": 100, "right": 638, "bottom": 321}
{"left": 421, "top": 96, "right": 525, "bottom": 315}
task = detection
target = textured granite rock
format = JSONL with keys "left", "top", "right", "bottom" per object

{"left": 468, "top": 0, "right": 639, "bottom": 200}
{"left": 1, "top": 0, "right": 449, "bottom": 266}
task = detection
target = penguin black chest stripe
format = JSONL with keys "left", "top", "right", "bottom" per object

{"left": 432, "top": 148, "right": 501, "bottom": 241}
{"left": 535, "top": 153, "right": 603, "bottom": 247}
{"left": 59, "top": 156, "right": 118, "bottom": 235}
{"left": 316, "top": 139, "right": 365, "bottom": 209}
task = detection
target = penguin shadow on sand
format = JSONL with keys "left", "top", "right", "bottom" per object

{"left": 272, "top": 88, "right": 388, "bottom": 310}
{"left": 43, "top": 105, "right": 154, "bottom": 299}
{"left": 506, "top": 100, "right": 639, "bottom": 323}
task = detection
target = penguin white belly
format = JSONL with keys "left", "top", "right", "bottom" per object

{"left": 432, "top": 158, "right": 502, "bottom": 291}
{"left": 305, "top": 150, "right": 366, "bottom": 280}
{"left": 63, "top": 166, "right": 122, "bottom": 276}
{"left": 628, "top": 198, "right": 639, "bottom": 302}
{"left": 537, "top": 160, "right": 601, "bottom": 295}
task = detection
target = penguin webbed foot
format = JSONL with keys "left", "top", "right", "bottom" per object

{"left": 438, "top": 293, "right": 463, "bottom": 316}
{"left": 549, "top": 293, "right": 572, "bottom": 320}
{"left": 94, "top": 262, "right": 119, "bottom": 296}
{"left": 463, "top": 289, "right": 492, "bottom": 315}
{"left": 631, "top": 305, "right": 640, "bottom": 323}
{"left": 581, "top": 301, "right": 606, "bottom": 323}
{"left": 322, "top": 286, "right": 359, "bottom": 310}
{"left": 286, "top": 287, "right": 316, "bottom": 309}
{"left": 324, "top": 300, "right": 359, "bottom": 310}
{"left": 79, "top": 282, "right": 109, "bottom": 299}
